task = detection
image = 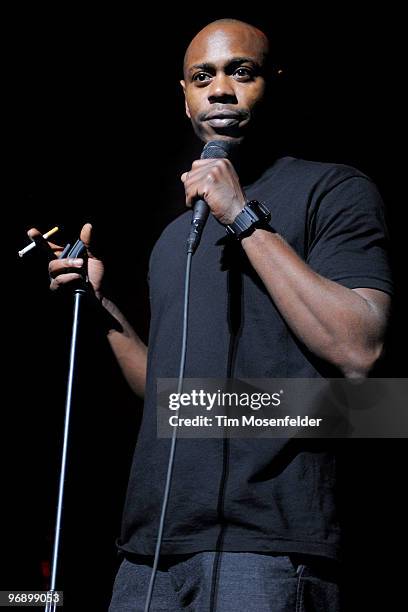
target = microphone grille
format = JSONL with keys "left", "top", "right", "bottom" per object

{"left": 200, "top": 140, "right": 235, "bottom": 160}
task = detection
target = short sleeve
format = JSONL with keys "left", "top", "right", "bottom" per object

{"left": 306, "top": 176, "right": 393, "bottom": 295}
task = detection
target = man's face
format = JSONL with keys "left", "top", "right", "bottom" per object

{"left": 181, "top": 23, "right": 268, "bottom": 144}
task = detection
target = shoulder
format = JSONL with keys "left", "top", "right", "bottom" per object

{"left": 262, "top": 156, "right": 373, "bottom": 192}
{"left": 266, "top": 157, "right": 384, "bottom": 219}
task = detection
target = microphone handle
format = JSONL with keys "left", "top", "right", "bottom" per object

{"left": 186, "top": 140, "right": 234, "bottom": 254}
{"left": 187, "top": 199, "right": 210, "bottom": 254}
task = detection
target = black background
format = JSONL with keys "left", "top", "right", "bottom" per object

{"left": 3, "top": 6, "right": 407, "bottom": 610}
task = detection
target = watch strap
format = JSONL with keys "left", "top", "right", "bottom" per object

{"left": 226, "top": 200, "right": 271, "bottom": 239}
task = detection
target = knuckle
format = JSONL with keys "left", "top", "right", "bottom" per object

{"left": 48, "top": 262, "right": 58, "bottom": 276}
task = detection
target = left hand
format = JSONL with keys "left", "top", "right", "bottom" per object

{"left": 181, "top": 158, "right": 246, "bottom": 225}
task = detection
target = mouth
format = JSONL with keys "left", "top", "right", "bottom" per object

{"left": 206, "top": 117, "right": 240, "bottom": 128}
{"left": 203, "top": 111, "right": 244, "bottom": 129}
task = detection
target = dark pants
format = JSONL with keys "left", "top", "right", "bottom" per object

{"left": 108, "top": 551, "right": 340, "bottom": 611}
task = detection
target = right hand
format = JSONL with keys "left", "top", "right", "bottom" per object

{"left": 27, "top": 223, "right": 105, "bottom": 299}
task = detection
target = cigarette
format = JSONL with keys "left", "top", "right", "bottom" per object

{"left": 18, "top": 226, "right": 59, "bottom": 257}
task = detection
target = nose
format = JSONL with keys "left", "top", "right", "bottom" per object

{"left": 208, "top": 73, "right": 237, "bottom": 104}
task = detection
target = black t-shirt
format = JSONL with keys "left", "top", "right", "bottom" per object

{"left": 117, "top": 157, "right": 393, "bottom": 562}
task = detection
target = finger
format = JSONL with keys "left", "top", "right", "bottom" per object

{"left": 182, "top": 172, "right": 205, "bottom": 208}
{"left": 26, "top": 227, "right": 64, "bottom": 258}
{"left": 79, "top": 222, "right": 101, "bottom": 259}
{"left": 79, "top": 222, "right": 92, "bottom": 250}
{"left": 191, "top": 158, "right": 228, "bottom": 169}
{"left": 50, "top": 273, "right": 84, "bottom": 291}
{"left": 27, "top": 227, "right": 42, "bottom": 240}
{"left": 191, "top": 159, "right": 216, "bottom": 168}
{"left": 181, "top": 159, "right": 217, "bottom": 182}
{"left": 183, "top": 165, "right": 217, "bottom": 184}
{"left": 184, "top": 184, "right": 204, "bottom": 209}
{"left": 49, "top": 258, "right": 84, "bottom": 278}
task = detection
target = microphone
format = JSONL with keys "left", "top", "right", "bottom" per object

{"left": 186, "top": 140, "right": 235, "bottom": 254}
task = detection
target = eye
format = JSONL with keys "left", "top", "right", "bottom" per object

{"left": 234, "top": 67, "right": 254, "bottom": 81}
{"left": 192, "top": 72, "right": 212, "bottom": 83}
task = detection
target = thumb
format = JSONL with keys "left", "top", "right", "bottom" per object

{"left": 80, "top": 222, "right": 93, "bottom": 253}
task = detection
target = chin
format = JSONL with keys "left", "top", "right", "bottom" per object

{"left": 204, "top": 130, "right": 246, "bottom": 144}
{"left": 204, "top": 134, "right": 241, "bottom": 143}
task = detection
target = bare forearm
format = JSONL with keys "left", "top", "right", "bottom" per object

{"left": 100, "top": 297, "right": 148, "bottom": 397}
{"left": 241, "top": 229, "right": 384, "bottom": 377}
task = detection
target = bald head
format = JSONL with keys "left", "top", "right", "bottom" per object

{"left": 183, "top": 19, "right": 270, "bottom": 79}
{"left": 181, "top": 18, "right": 271, "bottom": 143}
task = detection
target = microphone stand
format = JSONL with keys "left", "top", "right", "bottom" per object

{"left": 45, "top": 283, "right": 86, "bottom": 612}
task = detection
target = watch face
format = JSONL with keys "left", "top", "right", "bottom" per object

{"left": 246, "top": 201, "right": 270, "bottom": 219}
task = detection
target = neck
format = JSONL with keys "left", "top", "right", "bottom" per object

{"left": 230, "top": 134, "right": 277, "bottom": 186}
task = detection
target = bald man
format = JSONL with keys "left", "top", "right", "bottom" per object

{"left": 41, "top": 17, "right": 392, "bottom": 612}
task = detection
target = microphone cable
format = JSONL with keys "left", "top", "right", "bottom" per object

{"left": 143, "top": 250, "right": 192, "bottom": 612}
{"left": 144, "top": 140, "right": 235, "bottom": 611}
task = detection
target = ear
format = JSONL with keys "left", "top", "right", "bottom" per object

{"left": 180, "top": 80, "right": 191, "bottom": 119}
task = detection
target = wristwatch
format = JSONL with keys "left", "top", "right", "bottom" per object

{"left": 226, "top": 200, "right": 272, "bottom": 240}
